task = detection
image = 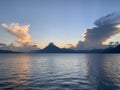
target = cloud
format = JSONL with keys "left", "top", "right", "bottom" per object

{"left": 1, "top": 23, "right": 39, "bottom": 51}
{"left": 2, "top": 23, "right": 32, "bottom": 45}
{"left": 76, "top": 12, "right": 120, "bottom": 50}
{"left": 0, "top": 43, "right": 6, "bottom": 47}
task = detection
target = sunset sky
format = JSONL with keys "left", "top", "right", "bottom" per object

{"left": 0, "top": 0, "right": 120, "bottom": 49}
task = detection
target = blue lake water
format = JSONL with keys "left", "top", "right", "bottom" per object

{"left": 0, "top": 54, "right": 120, "bottom": 90}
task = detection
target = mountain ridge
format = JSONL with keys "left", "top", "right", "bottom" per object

{"left": 0, "top": 43, "right": 120, "bottom": 53}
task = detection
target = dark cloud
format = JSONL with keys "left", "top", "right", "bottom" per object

{"left": 76, "top": 12, "right": 120, "bottom": 50}
{"left": 94, "top": 12, "right": 120, "bottom": 26}
{"left": 0, "top": 43, "right": 6, "bottom": 47}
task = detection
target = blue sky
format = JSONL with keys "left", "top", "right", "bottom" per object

{"left": 0, "top": 0, "right": 120, "bottom": 48}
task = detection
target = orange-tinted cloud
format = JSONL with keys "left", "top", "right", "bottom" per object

{"left": 2, "top": 23, "right": 32, "bottom": 45}
{"left": 1, "top": 23, "right": 40, "bottom": 51}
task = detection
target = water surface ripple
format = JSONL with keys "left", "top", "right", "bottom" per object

{"left": 0, "top": 54, "right": 120, "bottom": 90}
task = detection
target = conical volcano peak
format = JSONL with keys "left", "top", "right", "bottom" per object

{"left": 41, "top": 42, "right": 61, "bottom": 53}
{"left": 48, "top": 42, "right": 55, "bottom": 46}
{"left": 46, "top": 42, "right": 59, "bottom": 49}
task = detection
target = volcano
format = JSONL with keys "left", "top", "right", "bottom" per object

{"left": 41, "top": 42, "right": 61, "bottom": 53}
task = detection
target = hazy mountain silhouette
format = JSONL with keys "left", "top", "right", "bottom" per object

{"left": 41, "top": 42, "right": 75, "bottom": 53}
{"left": 0, "top": 50, "right": 19, "bottom": 53}
{"left": 104, "top": 45, "right": 120, "bottom": 53}
{"left": 0, "top": 43, "right": 120, "bottom": 53}
{"left": 32, "top": 42, "right": 75, "bottom": 53}
{"left": 42, "top": 42, "right": 61, "bottom": 52}
{"left": 39, "top": 43, "right": 120, "bottom": 53}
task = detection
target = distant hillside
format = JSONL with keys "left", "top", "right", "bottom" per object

{"left": 104, "top": 45, "right": 120, "bottom": 53}
{"left": 33, "top": 42, "right": 75, "bottom": 53}
{"left": 0, "top": 50, "right": 18, "bottom": 53}
{"left": 20, "top": 44, "right": 120, "bottom": 53}
{"left": 0, "top": 44, "right": 120, "bottom": 53}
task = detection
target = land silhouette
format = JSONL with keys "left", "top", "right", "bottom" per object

{"left": 0, "top": 42, "right": 119, "bottom": 53}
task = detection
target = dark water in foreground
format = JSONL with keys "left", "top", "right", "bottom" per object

{"left": 0, "top": 54, "right": 120, "bottom": 90}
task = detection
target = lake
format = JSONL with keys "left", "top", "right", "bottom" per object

{"left": 0, "top": 54, "right": 120, "bottom": 90}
